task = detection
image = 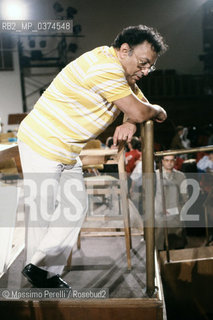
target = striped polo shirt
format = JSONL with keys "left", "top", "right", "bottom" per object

{"left": 18, "top": 46, "right": 144, "bottom": 164}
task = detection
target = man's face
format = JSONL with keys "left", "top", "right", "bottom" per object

{"left": 162, "top": 156, "right": 175, "bottom": 172}
{"left": 118, "top": 41, "right": 158, "bottom": 85}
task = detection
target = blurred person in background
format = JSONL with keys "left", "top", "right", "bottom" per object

{"left": 155, "top": 155, "right": 188, "bottom": 250}
{"left": 197, "top": 151, "right": 213, "bottom": 173}
{"left": 125, "top": 136, "right": 141, "bottom": 175}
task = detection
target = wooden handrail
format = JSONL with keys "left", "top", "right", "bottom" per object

{"left": 155, "top": 145, "right": 213, "bottom": 157}
{"left": 79, "top": 148, "right": 118, "bottom": 156}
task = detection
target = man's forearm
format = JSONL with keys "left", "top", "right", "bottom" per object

{"left": 126, "top": 101, "right": 164, "bottom": 123}
{"left": 113, "top": 94, "right": 167, "bottom": 124}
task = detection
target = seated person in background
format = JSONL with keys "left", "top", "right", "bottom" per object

{"left": 170, "top": 125, "right": 189, "bottom": 162}
{"left": 155, "top": 155, "right": 188, "bottom": 250}
{"left": 173, "top": 156, "right": 184, "bottom": 171}
{"left": 197, "top": 151, "right": 213, "bottom": 173}
{"left": 181, "top": 127, "right": 191, "bottom": 149}
{"left": 125, "top": 137, "right": 141, "bottom": 175}
{"left": 170, "top": 125, "right": 185, "bottom": 150}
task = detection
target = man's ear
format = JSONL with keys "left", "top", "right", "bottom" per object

{"left": 119, "top": 43, "right": 130, "bottom": 59}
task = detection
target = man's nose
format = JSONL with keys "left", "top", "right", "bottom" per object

{"left": 142, "top": 69, "right": 150, "bottom": 76}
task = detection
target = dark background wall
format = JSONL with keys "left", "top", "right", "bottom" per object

{"left": 29, "top": 0, "right": 206, "bottom": 74}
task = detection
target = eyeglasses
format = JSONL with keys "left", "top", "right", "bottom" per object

{"left": 131, "top": 50, "right": 156, "bottom": 73}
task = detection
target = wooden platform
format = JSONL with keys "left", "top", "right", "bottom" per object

{"left": 0, "top": 298, "right": 163, "bottom": 320}
{"left": 0, "top": 233, "right": 165, "bottom": 320}
{"left": 0, "top": 151, "right": 165, "bottom": 319}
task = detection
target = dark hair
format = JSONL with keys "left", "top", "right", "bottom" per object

{"left": 112, "top": 25, "right": 168, "bottom": 56}
{"left": 131, "top": 137, "right": 141, "bottom": 150}
{"left": 176, "top": 125, "right": 184, "bottom": 132}
{"left": 162, "top": 154, "right": 176, "bottom": 160}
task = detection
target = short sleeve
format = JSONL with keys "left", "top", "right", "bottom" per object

{"left": 84, "top": 63, "right": 132, "bottom": 102}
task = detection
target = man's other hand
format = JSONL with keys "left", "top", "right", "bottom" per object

{"left": 113, "top": 122, "right": 137, "bottom": 147}
{"left": 154, "top": 105, "right": 167, "bottom": 123}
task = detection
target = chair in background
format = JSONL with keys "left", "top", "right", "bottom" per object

{"left": 81, "top": 139, "right": 104, "bottom": 176}
{"left": 67, "top": 140, "right": 132, "bottom": 270}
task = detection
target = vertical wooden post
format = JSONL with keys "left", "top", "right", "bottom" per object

{"left": 117, "top": 146, "right": 132, "bottom": 270}
{"left": 141, "top": 123, "right": 146, "bottom": 241}
{"left": 142, "top": 120, "right": 155, "bottom": 297}
{"left": 159, "top": 160, "right": 170, "bottom": 262}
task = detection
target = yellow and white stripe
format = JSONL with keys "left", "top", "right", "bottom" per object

{"left": 18, "top": 46, "right": 144, "bottom": 164}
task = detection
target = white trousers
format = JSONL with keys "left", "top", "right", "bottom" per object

{"left": 18, "top": 140, "right": 88, "bottom": 275}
